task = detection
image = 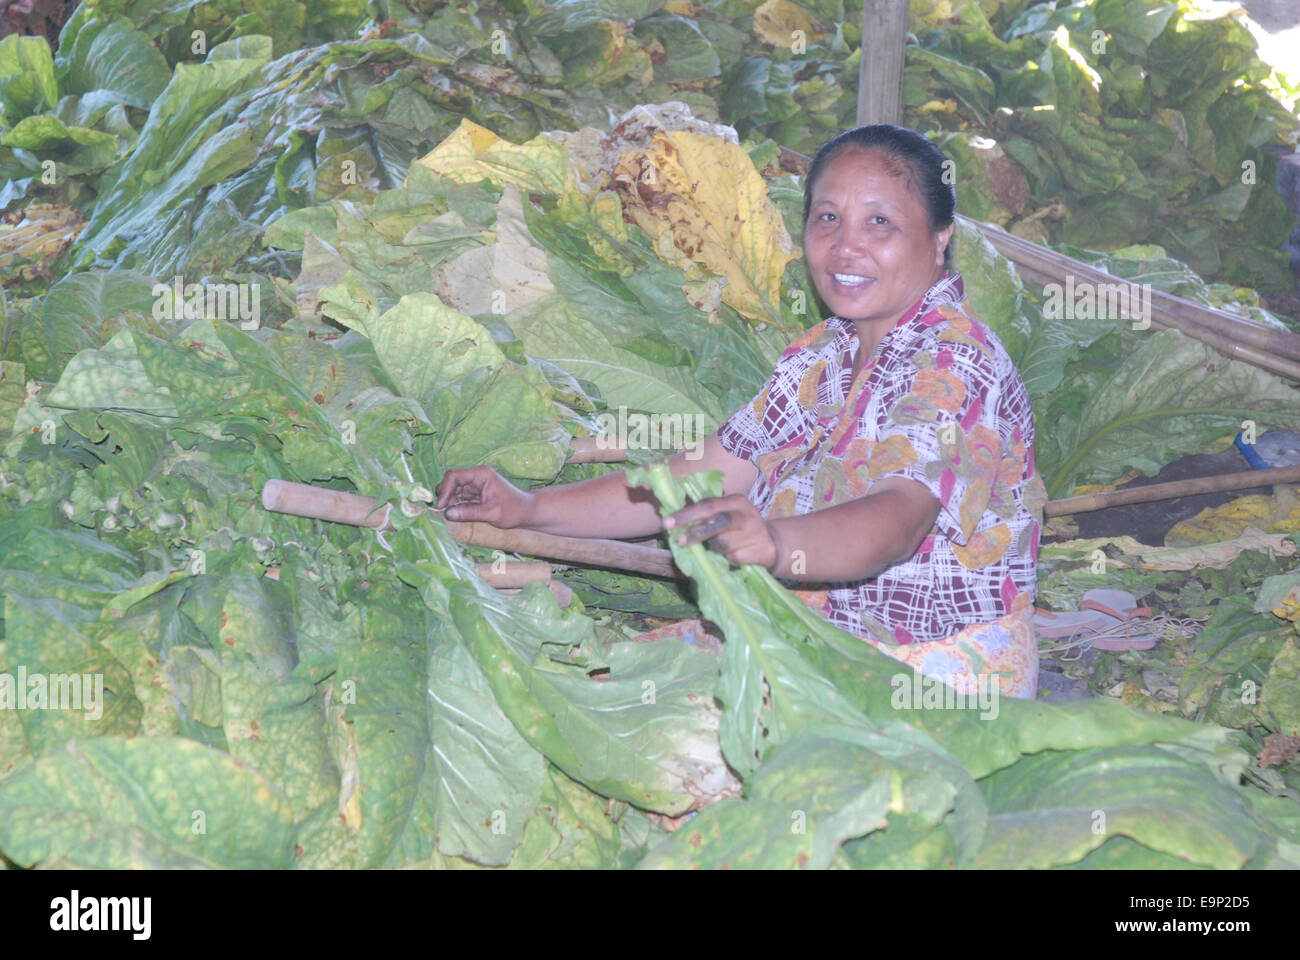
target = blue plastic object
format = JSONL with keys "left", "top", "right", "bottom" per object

{"left": 1235, "top": 429, "right": 1300, "bottom": 470}
{"left": 1236, "top": 431, "right": 1270, "bottom": 469}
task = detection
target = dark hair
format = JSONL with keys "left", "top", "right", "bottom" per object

{"left": 802, "top": 124, "right": 956, "bottom": 269}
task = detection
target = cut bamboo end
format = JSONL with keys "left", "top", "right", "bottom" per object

{"left": 475, "top": 560, "right": 552, "bottom": 589}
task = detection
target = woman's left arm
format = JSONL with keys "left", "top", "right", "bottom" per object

{"left": 666, "top": 476, "right": 940, "bottom": 581}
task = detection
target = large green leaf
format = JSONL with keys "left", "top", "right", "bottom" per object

{"left": 320, "top": 289, "right": 505, "bottom": 400}
{"left": 0, "top": 114, "right": 121, "bottom": 176}
{"left": 509, "top": 294, "right": 725, "bottom": 430}
{"left": 639, "top": 730, "right": 957, "bottom": 869}
{"left": 214, "top": 576, "right": 338, "bottom": 819}
{"left": 58, "top": 16, "right": 171, "bottom": 108}
{"left": 1040, "top": 330, "right": 1299, "bottom": 497}
{"left": 972, "top": 746, "right": 1270, "bottom": 869}
{"left": 0, "top": 35, "right": 58, "bottom": 122}
{"left": 427, "top": 361, "right": 569, "bottom": 481}
{"left": 21, "top": 269, "right": 161, "bottom": 382}
{"left": 43, "top": 329, "right": 178, "bottom": 416}
{"left": 0, "top": 736, "right": 296, "bottom": 868}
{"left": 324, "top": 569, "right": 545, "bottom": 868}
{"left": 394, "top": 527, "right": 731, "bottom": 816}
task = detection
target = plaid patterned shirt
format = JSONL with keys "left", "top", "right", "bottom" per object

{"left": 717, "top": 271, "right": 1045, "bottom": 644}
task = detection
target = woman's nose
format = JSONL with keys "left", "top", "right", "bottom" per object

{"left": 830, "top": 223, "right": 869, "bottom": 256}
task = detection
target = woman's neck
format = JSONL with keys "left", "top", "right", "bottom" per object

{"left": 850, "top": 319, "right": 891, "bottom": 377}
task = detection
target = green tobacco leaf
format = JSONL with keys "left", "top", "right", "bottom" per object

{"left": 0, "top": 736, "right": 296, "bottom": 868}
{"left": 1041, "top": 330, "right": 1300, "bottom": 497}
{"left": 322, "top": 290, "right": 505, "bottom": 400}
{"left": 0, "top": 595, "right": 140, "bottom": 755}
{"left": 427, "top": 766, "right": 625, "bottom": 870}
{"left": 1058, "top": 834, "right": 1210, "bottom": 869}
{"left": 952, "top": 220, "right": 1032, "bottom": 363}
{"left": 401, "top": 530, "right": 730, "bottom": 816}
{"left": 425, "top": 619, "right": 547, "bottom": 866}
{"left": 510, "top": 294, "right": 726, "bottom": 435}
{"left": 215, "top": 576, "right": 338, "bottom": 820}
{"left": 0, "top": 35, "right": 58, "bottom": 121}
{"left": 318, "top": 566, "right": 543, "bottom": 869}
{"left": 0, "top": 114, "right": 121, "bottom": 176}
{"left": 0, "top": 360, "right": 22, "bottom": 439}
{"left": 626, "top": 462, "right": 910, "bottom": 777}
{"left": 502, "top": 767, "right": 622, "bottom": 869}
{"left": 639, "top": 730, "right": 953, "bottom": 869}
{"left": 43, "top": 330, "right": 178, "bottom": 416}
{"left": 1, "top": 526, "right": 143, "bottom": 615}
{"left": 1260, "top": 636, "right": 1300, "bottom": 738}
{"left": 96, "top": 599, "right": 184, "bottom": 739}
{"left": 427, "top": 361, "right": 568, "bottom": 481}
{"left": 21, "top": 269, "right": 161, "bottom": 382}
{"left": 76, "top": 44, "right": 272, "bottom": 263}
{"left": 1178, "top": 596, "right": 1287, "bottom": 727}
{"left": 58, "top": 16, "right": 171, "bottom": 108}
{"left": 972, "top": 746, "right": 1269, "bottom": 869}
{"left": 530, "top": 213, "right": 783, "bottom": 417}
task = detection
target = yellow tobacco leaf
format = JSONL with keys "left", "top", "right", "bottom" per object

{"left": 0, "top": 204, "right": 85, "bottom": 281}
{"left": 1138, "top": 527, "right": 1296, "bottom": 571}
{"left": 609, "top": 130, "right": 799, "bottom": 328}
{"left": 1164, "top": 488, "right": 1300, "bottom": 547}
{"left": 413, "top": 118, "right": 575, "bottom": 198}
{"left": 752, "top": 0, "right": 829, "bottom": 47}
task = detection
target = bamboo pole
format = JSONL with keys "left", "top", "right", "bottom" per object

{"left": 857, "top": 0, "right": 909, "bottom": 126}
{"left": 260, "top": 479, "right": 680, "bottom": 579}
{"left": 975, "top": 220, "right": 1300, "bottom": 366}
{"left": 1044, "top": 465, "right": 1300, "bottom": 516}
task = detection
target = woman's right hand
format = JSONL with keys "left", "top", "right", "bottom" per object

{"left": 434, "top": 466, "right": 535, "bottom": 528}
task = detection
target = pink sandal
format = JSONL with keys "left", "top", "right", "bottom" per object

{"left": 1034, "top": 589, "right": 1159, "bottom": 651}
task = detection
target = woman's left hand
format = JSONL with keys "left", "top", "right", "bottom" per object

{"left": 664, "top": 495, "right": 780, "bottom": 571}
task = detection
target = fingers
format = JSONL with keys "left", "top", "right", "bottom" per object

{"left": 664, "top": 495, "right": 746, "bottom": 533}
{"left": 435, "top": 466, "right": 495, "bottom": 510}
{"left": 664, "top": 496, "right": 777, "bottom": 569}
{"left": 444, "top": 500, "right": 496, "bottom": 523}
{"left": 675, "top": 510, "right": 733, "bottom": 547}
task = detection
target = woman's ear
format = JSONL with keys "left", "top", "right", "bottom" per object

{"left": 934, "top": 223, "right": 955, "bottom": 267}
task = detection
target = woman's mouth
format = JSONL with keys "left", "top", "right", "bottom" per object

{"left": 830, "top": 273, "right": 874, "bottom": 293}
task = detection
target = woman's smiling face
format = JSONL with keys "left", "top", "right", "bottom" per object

{"left": 804, "top": 147, "right": 953, "bottom": 336}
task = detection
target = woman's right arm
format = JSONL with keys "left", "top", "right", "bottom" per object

{"left": 434, "top": 434, "right": 759, "bottom": 540}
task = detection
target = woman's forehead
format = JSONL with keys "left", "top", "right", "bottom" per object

{"left": 812, "top": 151, "right": 921, "bottom": 205}
{"left": 820, "top": 147, "right": 911, "bottom": 181}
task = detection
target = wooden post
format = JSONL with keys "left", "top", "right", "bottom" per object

{"left": 857, "top": 0, "right": 909, "bottom": 127}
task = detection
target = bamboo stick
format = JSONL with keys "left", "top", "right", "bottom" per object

{"left": 1044, "top": 465, "right": 1300, "bottom": 516}
{"left": 260, "top": 479, "right": 680, "bottom": 579}
{"left": 976, "top": 221, "right": 1300, "bottom": 364}
{"left": 474, "top": 561, "right": 552, "bottom": 588}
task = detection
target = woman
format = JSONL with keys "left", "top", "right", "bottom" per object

{"left": 435, "top": 124, "right": 1046, "bottom": 698}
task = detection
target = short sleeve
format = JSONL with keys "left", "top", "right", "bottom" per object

{"left": 866, "top": 341, "right": 1002, "bottom": 547}
{"left": 717, "top": 332, "right": 823, "bottom": 463}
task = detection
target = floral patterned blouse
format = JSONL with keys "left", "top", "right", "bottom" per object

{"left": 717, "top": 271, "right": 1046, "bottom": 645}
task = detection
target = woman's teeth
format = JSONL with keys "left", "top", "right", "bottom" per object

{"left": 833, "top": 274, "right": 870, "bottom": 286}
